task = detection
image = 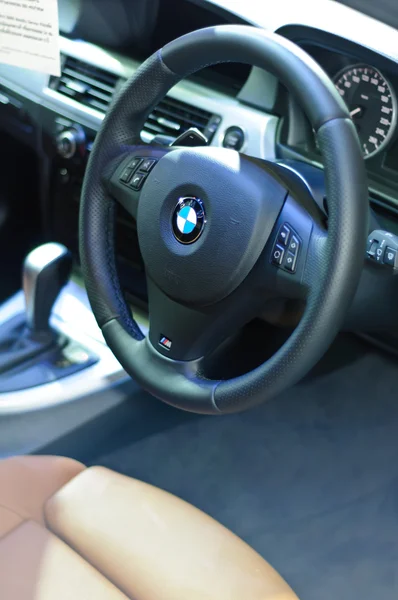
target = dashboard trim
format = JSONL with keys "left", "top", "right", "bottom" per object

{"left": 0, "top": 35, "right": 278, "bottom": 160}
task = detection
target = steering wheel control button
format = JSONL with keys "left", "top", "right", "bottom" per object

{"left": 172, "top": 197, "right": 206, "bottom": 245}
{"left": 288, "top": 235, "right": 300, "bottom": 255}
{"left": 384, "top": 247, "right": 397, "bottom": 267}
{"left": 120, "top": 167, "right": 134, "bottom": 183}
{"left": 272, "top": 244, "right": 285, "bottom": 265}
{"left": 140, "top": 158, "right": 157, "bottom": 173}
{"left": 284, "top": 251, "right": 297, "bottom": 272}
{"left": 222, "top": 126, "right": 245, "bottom": 151}
{"left": 129, "top": 172, "right": 146, "bottom": 190}
{"left": 128, "top": 157, "right": 142, "bottom": 171}
{"left": 367, "top": 240, "right": 379, "bottom": 259}
{"left": 277, "top": 224, "right": 291, "bottom": 246}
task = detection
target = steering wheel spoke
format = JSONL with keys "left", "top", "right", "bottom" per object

{"left": 102, "top": 318, "right": 220, "bottom": 414}
{"left": 103, "top": 145, "right": 171, "bottom": 219}
{"left": 145, "top": 277, "right": 268, "bottom": 362}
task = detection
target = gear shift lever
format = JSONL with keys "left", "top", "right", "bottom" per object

{"left": 23, "top": 243, "right": 72, "bottom": 336}
{"left": 0, "top": 243, "right": 73, "bottom": 376}
{"left": 0, "top": 242, "right": 94, "bottom": 390}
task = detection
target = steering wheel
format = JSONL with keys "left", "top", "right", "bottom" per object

{"left": 80, "top": 25, "right": 368, "bottom": 414}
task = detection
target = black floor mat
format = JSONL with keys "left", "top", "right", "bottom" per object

{"left": 93, "top": 340, "right": 398, "bottom": 600}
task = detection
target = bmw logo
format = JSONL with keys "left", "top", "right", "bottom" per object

{"left": 172, "top": 197, "right": 206, "bottom": 244}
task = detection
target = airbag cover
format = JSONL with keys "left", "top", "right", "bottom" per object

{"left": 137, "top": 147, "right": 286, "bottom": 306}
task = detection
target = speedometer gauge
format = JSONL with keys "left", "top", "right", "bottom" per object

{"left": 334, "top": 65, "right": 397, "bottom": 159}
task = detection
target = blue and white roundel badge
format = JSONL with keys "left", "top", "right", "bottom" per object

{"left": 176, "top": 205, "right": 197, "bottom": 235}
{"left": 172, "top": 197, "right": 206, "bottom": 244}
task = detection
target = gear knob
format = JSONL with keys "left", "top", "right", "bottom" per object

{"left": 23, "top": 243, "right": 72, "bottom": 334}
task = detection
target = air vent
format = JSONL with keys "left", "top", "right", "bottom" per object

{"left": 50, "top": 56, "right": 221, "bottom": 141}
{"left": 49, "top": 55, "right": 120, "bottom": 113}
{"left": 143, "top": 96, "right": 221, "bottom": 142}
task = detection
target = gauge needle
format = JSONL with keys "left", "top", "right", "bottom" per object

{"left": 350, "top": 107, "right": 362, "bottom": 118}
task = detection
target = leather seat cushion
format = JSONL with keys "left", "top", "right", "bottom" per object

{"left": 0, "top": 456, "right": 298, "bottom": 599}
{"left": 0, "top": 521, "right": 128, "bottom": 600}
{"left": 0, "top": 455, "right": 84, "bottom": 537}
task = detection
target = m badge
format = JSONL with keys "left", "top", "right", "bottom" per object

{"left": 159, "top": 335, "right": 172, "bottom": 350}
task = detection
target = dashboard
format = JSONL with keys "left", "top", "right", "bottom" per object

{"left": 1, "top": 0, "right": 398, "bottom": 336}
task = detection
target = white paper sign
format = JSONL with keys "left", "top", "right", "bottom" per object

{"left": 0, "top": 0, "right": 60, "bottom": 76}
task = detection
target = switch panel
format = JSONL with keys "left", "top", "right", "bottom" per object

{"left": 271, "top": 223, "right": 301, "bottom": 274}
{"left": 366, "top": 230, "right": 398, "bottom": 268}
{"left": 119, "top": 157, "right": 158, "bottom": 189}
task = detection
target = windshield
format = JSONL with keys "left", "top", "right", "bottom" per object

{"left": 336, "top": 0, "right": 398, "bottom": 29}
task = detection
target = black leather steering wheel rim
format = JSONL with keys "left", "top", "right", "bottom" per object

{"left": 79, "top": 25, "right": 368, "bottom": 414}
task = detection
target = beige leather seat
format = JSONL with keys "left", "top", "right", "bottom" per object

{"left": 0, "top": 456, "right": 298, "bottom": 599}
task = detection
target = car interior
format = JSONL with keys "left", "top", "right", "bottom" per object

{"left": 1, "top": 0, "right": 398, "bottom": 598}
